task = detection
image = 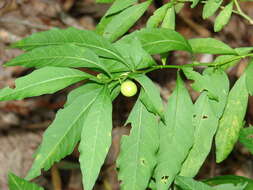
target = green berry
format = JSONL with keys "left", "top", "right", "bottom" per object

{"left": 120, "top": 80, "right": 138, "bottom": 97}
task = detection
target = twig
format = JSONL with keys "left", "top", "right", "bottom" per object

{"left": 51, "top": 165, "right": 62, "bottom": 190}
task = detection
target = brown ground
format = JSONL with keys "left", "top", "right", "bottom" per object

{"left": 0, "top": 0, "right": 253, "bottom": 189}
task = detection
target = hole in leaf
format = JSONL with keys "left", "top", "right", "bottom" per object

{"left": 202, "top": 115, "right": 208, "bottom": 119}
{"left": 161, "top": 176, "right": 169, "bottom": 184}
{"left": 193, "top": 114, "right": 197, "bottom": 118}
{"left": 140, "top": 158, "right": 146, "bottom": 166}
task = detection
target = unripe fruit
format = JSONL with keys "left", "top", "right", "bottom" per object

{"left": 120, "top": 80, "right": 137, "bottom": 97}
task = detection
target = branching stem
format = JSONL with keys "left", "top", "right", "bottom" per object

{"left": 234, "top": 0, "right": 253, "bottom": 25}
{"left": 140, "top": 53, "right": 253, "bottom": 74}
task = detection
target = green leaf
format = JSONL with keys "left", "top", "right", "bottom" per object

{"left": 117, "top": 96, "right": 159, "bottom": 190}
{"left": 79, "top": 86, "right": 112, "bottom": 190}
{"left": 175, "top": 2, "right": 184, "bottom": 13}
{"left": 176, "top": 177, "right": 247, "bottom": 190}
{"left": 132, "top": 74, "right": 164, "bottom": 119}
{"left": 8, "top": 173, "right": 44, "bottom": 190}
{"left": 191, "top": 0, "right": 201, "bottom": 8}
{"left": 105, "top": 0, "right": 137, "bottom": 16}
{"left": 155, "top": 73, "right": 194, "bottom": 189}
{"left": 175, "top": 176, "right": 213, "bottom": 190}
{"left": 26, "top": 87, "right": 102, "bottom": 180}
{"left": 114, "top": 38, "right": 156, "bottom": 71}
{"left": 215, "top": 74, "right": 248, "bottom": 163}
{"left": 213, "top": 47, "right": 253, "bottom": 70}
{"left": 213, "top": 55, "right": 238, "bottom": 70}
{"left": 239, "top": 126, "right": 253, "bottom": 154}
{"left": 204, "top": 175, "right": 253, "bottom": 190}
{"left": 213, "top": 183, "right": 248, "bottom": 190}
{"left": 0, "top": 67, "right": 91, "bottom": 101}
{"left": 100, "top": 58, "right": 129, "bottom": 72}
{"left": 188, "top": 38, "right": 236, "bottom": 55}
{"left": 120, "top": 28, "right": 192, "bottom": 54}
{"left": 245, "top": 59, "right": 253, "bottom": 95}
{"left": 103, "top": 1, "right": 151, "bottom": 42}
{"left": 161, "top": 6, "right": 176, "bottom": 30}
{"left": 5, "top": 44, "right": 110, "bottom": 75}
{"left": 12, "top": 27, "right": 124, "bottom": 63}
{"left": 180, "top": 92, "right": 219, "bottom": 177}
{"left": 235, "top": 47, "right": 253, "bottom": 55}
{"left": 203, "top": 0, "right": 223, "bottom": 19}
{"left": 214, "top": 1, "right": 233, "bottom": 32}
{"left": 65, "top": 83, "right": 102, "bottom": 107}
{"left": 109, "top": 83, "right": 121, "bottom": 100}
{"left": 96, "top": 0, "right": 137, "bottom": 35}
{"left": 183, "top": 68, "right": 229, "bottom": 118}
{"left": 147, "top": 3, "right": 171, "bottom": 28}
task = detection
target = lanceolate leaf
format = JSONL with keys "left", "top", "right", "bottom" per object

{"left": 117, "top": 96, "right": 159, "bottom": 190}
{"left": 176, "top": 176, "right": 247, "bottom": 190}
{"left": 213, "top": 183, "right": 248, "bottom": 190}
{"left": 147, "top": 3, "right": 171, "bottom": 28}
{"left": 175, "top": 176, "right": 213, "bottom": 190}
{"left": 191, "top": 0, "right": 201, "bottom": 8}
{"left": 214, "top": 1, "right": 233, "bottom": 32}
{"left": 213, "top": 55, "right": 238, "bottom": 70}
{"left": 79, "top": 87, "right": 112, "bottom": 190}
{"left": 204, "top": 175, "right": 253, "bottom": 190}
{"left": 0, "top": 67, "right": 91, "bottom": 101}
{"left": 103, "top": 1, "right": 151, "bottom": 42}
{"left": 183, "top": 68, "right": 229, "bottom": 118}
{"left": 105, "top": 0, "right": 137, "bottom": 16}
{"left": 8, "top": 173, "right": 44, "bottom": 190}
{"left": 161, "top": 6, "right": 175, "bottom": 30}
{"left": 65, "top": 83, "right": 102, "bottom": 107}
{"left": 188, "top": 38, "right": 236, "bottom": 55}
{"left": 132, "top": 74, "right": 164, "bottom": 119}
{"left": 245, "top": 59, "right": 253, "bottom": 95}
{"left": 96, "top": 0, "right": 138, "bottom": 35}
{"left": 12, "top": 27, "right": 124, "bottom": 63}
{"left": 26, "top": 87, "right": 101, "bottom": 180}
{"left": 5, "top": 44, "right": 110, "bottom": 75}
{"left": 155, "top": 74, "right": 194, "bottom": 189}
{"left": 120, "top": 28, "right": 192, "bottom": 54}
{"left": 213, "top": 47, "right": 253, "bottom": 70}
{"left": 180, "top": 92, "right": 219, "bottom": 177}
{"left": 114, "top": 39, "right": 156, "bottom": 71}
{"left": 202, "top": 0, "right": 223, "bottom": 19}
{"left": 239, "top": 126, "right": 253, "bottom": 154}
{"left": 215, "top": 74, "right": 248, "bottom": 163}
{"left": 100, "top": 58, "right": 129, "bottom": 72}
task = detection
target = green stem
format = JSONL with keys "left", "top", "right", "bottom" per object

{"left": 139, "top": 53, "right": 253, "bottom": 74}
{"left": 234, "top": 0, "right": 253, "bottom": 25}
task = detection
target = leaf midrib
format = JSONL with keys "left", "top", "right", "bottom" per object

{"left": 85, "top": 93, "right": 106, "bottom": 189}
{"left": 10, "top": 56, "right": 100, "bottom": 67}
{"left": 1, "top": 74, "right": 86, "bottom": 99}
{"left": 15, "top": 42, "right": 125, "bottom": 63}
{"left": 34, "top": 91, "right": 99, "bottom": 175}
{"left": 9, "top": 175, "right": 23, "bottom": 190}
{"left": 132, "top": 104, "right": 143, "bottom": 189}
{"left": 143, "top": 39, "right": 189, "bottom": 50}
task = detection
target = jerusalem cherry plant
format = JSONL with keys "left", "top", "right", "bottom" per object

{"left": 4, "top": 0, "right": 253, "bottom": 189}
